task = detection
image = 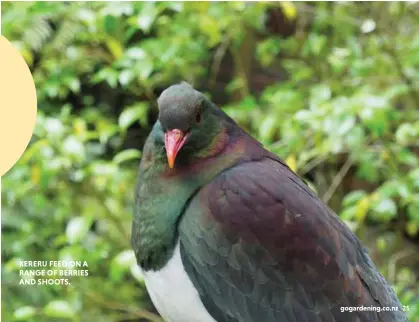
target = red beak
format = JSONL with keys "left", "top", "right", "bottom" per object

{"left": 164, "top": 129, "right": 187, "bottom": 169}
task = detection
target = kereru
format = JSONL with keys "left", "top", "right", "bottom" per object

{"left": 131, "top": 83, "right": 406, "bottom": 322}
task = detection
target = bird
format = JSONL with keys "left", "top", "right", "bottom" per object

{"left": 131, "top": 82, "right": 407, "bottom": 322}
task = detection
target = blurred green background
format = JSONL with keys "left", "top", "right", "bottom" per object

{"left": 1, "top": 2, "right": 419, "bottom": 321}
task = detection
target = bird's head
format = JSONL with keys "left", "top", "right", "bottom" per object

{"left": 157, "top": 82, "right": 224, "bottom": 169}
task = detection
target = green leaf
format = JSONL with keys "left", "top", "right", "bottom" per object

{"left": 340, "top": 206, "right": 356, "bottom": 221}
{"left": 199, "top": 16, "right": 221, "bottom": 46}
{"left": 355, "top": 196, "right": 370, "bottom": 222}
{"left": 110, "top": 250, "right": 140, "bottom": 282}
{"left": 136, "top": 2, "right": 157, "bottom": 33}
{"left": 68, "top": 78, "right": 80, "bottom": 93}
{"left": 396, "top": 123, "right": 417, "bottom": 146}
{"left": 118, "top": 103, "right": 149, "bottom": 130}
{"left": 377, "top": 180, "right": 400, "bottom": 198}
{"left": 372, "top": 198, "right": 397, "bottom": 220}
{"left": 14, "top": 306, "right": 37, "bottom": 320}
{"left": 310, "top": 84, "right": 331, "bottom": 104}
{"left": 259, "top": 115, "right": 277, "bottom": 143}
{"left": 66, "top": 216, "right": 91, "bottom": 244}
{"left": 135, "top": 61, "right": 153, "bottom": 80}
{"left": 89, "top": 162, "right": 118, "bottom": 176}
{"left": 407, "top": 202, "right": 419, "bottom": 221}
{"left": 406, "top": 221, "right": 419, "bottom": 237}
{"left": 92, "top": 67, "right": 119, "bottom": 88}
{"left": 125, "top": 47, "right": 146, "bottom": 60}
{"left": 239, "top": 96, "right": 258, "bottom": 111}
{"left": 280, "top": 2, "right": 297, "bottom": 21}
{"left": 285, "top": 154, "right": 297, "bottom": 172}
{"left": 62, "top": 136, "right": 85, "bottom": 160}
{"left": 256, "top": 38, "right": 281, "bottom": 67}
{"left": 342, "top": 190, "right": 366, "bottom": 207}
{"left": 113, "top": 149, "right": 141, "bottom": 164}
{"left": 114, "top": 250, "right": 136, "bottom": 268}
{"left": 376, "top": 237, "right": 387, "bottom": 253}
{"left": 105, "top": 37, "right": 123, "bottom": 59}
{"left": 307, "top": 34, "right": 327, "bottom": 56}
{"left": 104, "top": 15, "right": 118, "bottom": 34}
{"left": 409, "top": 169, "right": 419, "bottom": 188}
{"left": 119, "top": 69, "right": 134, "bottom": 86}
{"left": 44, "top": 300, "right": 75, "bottom": 319}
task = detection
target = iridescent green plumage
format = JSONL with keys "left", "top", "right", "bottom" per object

{"left": 132, "top": 89, "right": 260, "bottom": 270}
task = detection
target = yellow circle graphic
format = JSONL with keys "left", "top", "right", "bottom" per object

{"left": 0, "top": 36, "right": 37, "bottom": 176}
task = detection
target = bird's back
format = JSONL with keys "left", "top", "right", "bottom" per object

{"left": 179, "top": 156, "right": 407, "bottom": 322}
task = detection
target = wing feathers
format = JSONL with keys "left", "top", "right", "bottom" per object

{"left": 179, "top": 158, "right": 406, "bottom": 322}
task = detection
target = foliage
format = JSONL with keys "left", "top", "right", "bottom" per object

{"left": 2, "top": 2, "right": 419, "bottom": 321}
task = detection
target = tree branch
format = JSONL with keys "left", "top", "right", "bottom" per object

{"left": 209, "top": 36, "right": 231, "bottom": 89}
{"left": 322, "top": 157, "right": 354, "bottom": 204}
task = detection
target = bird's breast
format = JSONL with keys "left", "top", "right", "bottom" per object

{"left": 142, "top": 241, "right": 216, "bottom": 322}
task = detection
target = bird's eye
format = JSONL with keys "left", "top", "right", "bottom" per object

{"left": 196, "top": 112, "right": 201, "bottom": 124}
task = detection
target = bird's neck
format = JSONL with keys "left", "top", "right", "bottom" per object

{"left": 132, "top": 126, "right": 264, "bottom": 271}
{"left": 132, "top": 166, "right": 201, "bottom": 270}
